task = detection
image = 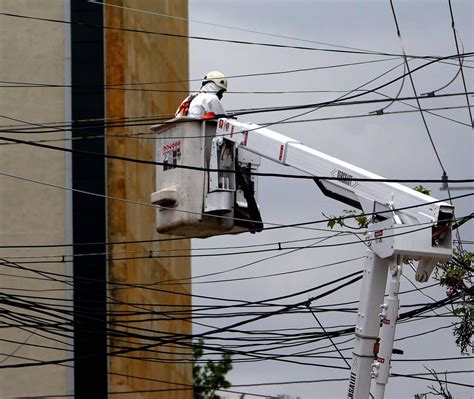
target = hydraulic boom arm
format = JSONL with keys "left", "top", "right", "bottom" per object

{"left": 213, "top": 117, "right": 454, "bottom": 398}
{"left": 151, "top": 117, "right": 454, "bottom": 398}
{"left": 216, "top": 118, "right": 453, "bottom": 234}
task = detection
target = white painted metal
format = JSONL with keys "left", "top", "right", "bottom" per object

{"left": 206, "top": 136, "right": 237, "bottom": 213}
{"left": 151, "top": 119, "right": 235, "bottom": 236}
{"left": 216, "top": 119, "right": 300, "bottom": 163}
{"left": 368, "top": 219, "right": 448, "bottom": 259}
{"left": 216, "top": 118, "right": 453, "bottom": 228}
{"left": 151, "top": 119, "right": 261, "bottom": 237}
{"left": 204, "top": 191, "right": 234, "bottom": 213}
{"left": 214, "top": 117, "right": 454, "bottom": 399}
{"left": 152, "top": 117, "right": 454, "bottom": 397}
{"left": 348, "top": 251, "right": 391, "bottom": 398}
{"left": 373, "top": 260, "right": 403, "bottom": 398}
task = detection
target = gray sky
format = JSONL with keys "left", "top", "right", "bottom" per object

{"left": 188, "top": 1, "right": 473, "bottom": 398}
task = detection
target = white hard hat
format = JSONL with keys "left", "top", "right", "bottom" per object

{"left": 203, "top": 71, "right": 227, "bottom": 91}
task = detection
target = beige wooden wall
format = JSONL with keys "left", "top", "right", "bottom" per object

{"left": 104, "top": 1, "right": 192, "bottom": 398}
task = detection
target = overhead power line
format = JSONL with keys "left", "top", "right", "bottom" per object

{"left": 0, "top": 270, "right": 365, "bottom": 369}
{"left": 391, "top": 373, "right": 474, "bottom": 388}
{"left": 229, "top": 91, "right": 474, "bottom": 117}
{"left": 0, "top": 11, "right": 466, "bottom": 60}
{"left": 1, "top": 89, "right": 472, "bottom": 135}
{"left": 0, "top": 103, "right": 471, "bottom": 148}
{"left": 448, "top": 0, "right": 474, "bottom": 127}
{"left": 389, "top": 0, "right": 446, "bottom": 174}
{"left": 0, "top": 277, "right": 465, "bottom": 373}
{"left": 0, "top": 167, "right": 472, "bottom": 250}
{"left": 0, "top": 167, "right": 471, "bottom": 249}
{"left": 1, "top": 133, "right": 473, "bottom": 183}
{"left": 0, "top": 58, "right": 399, "bottom": 89}
{"left": 1, "top": 5, "right": 471, "bottom": 396}
{"left": 0, "top": 223, "right": 450, "bottom": 264}
{"left": 87, "top": 0, "right": 397, "bottom": 55}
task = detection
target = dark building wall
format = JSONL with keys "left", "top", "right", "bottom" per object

{"left": 71, "top": 1, "right": 107, "bottom": 398}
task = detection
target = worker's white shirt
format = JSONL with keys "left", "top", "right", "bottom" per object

{"left": 175, "top": 82, "right": 225, "bottom": 117}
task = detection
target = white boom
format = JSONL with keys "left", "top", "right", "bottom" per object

{"left": 151, "top": 118, "right": 454, "bottom": 398}
{"left": 213, "top": 118, "right": 453, "bottom": 398}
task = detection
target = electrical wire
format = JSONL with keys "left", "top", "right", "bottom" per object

{"left": 230, "top": 70, "right": 474, "bottom": 117}
{"left": 1, "top": 264, "right": 462, "bottom": 332}
{"left": 0, "top": 12, "right": 405, "bottom": 58}
{"left": 0, "top": 288, "right": 466, "bottom": 394}
{"left": 0, "top": 166, "right": 470, "bottom": 250}
{"left": 1, "top": 94, "right": 471, "bottom": 134}
{"left": 1, "top": 89, "right": 472, "bottom": 136}
{"left": 0, "top": 57, "right": 399, "bottom": 91}
{"left": 391, "top": 373, "right": 474, "bottom": 388}
{"left": 0, "top": 104, "right": 472, "bottom": 151}
{"left": 1, "top": 5, "right": 470, "bottom": 394}
{"left": 0, "top": 272, "right": 365, "bottom": 369}
{"left": 448, "top": 0, "right": 474, "bottom": 127}
{"left": 1, "top": 133, "right": 473, "bottom": 184}
{"left": 388, "top": 0, "right": 468, "bottom": 271}
{"left": 389, "top": 1, "right": 447, "bottom": 173}
{"left": 0, "top": 10, "right": 463, "bottom": 59}
{"left": 87, "top": 0, "right": 405, "bottom": 57}
{"left": 0, "top": 224, "right": 453, "bottom": 265}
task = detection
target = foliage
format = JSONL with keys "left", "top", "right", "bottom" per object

{"left": 193, "top": 339, "right": 233, "bottom": 399}
{"left": 326, "top": 186, "right": 430, "bottom": 230}
{"left": 437, "top": 250, "right": 473, "bottom": 354}
{"left": 326, "top": 209, "right": 369, "bottom": 230}
{"left": 414, "top": 185, "right": 432, "bottom": 196}
{"left": 327, "top": 203, "right": 473, "bottom": 355}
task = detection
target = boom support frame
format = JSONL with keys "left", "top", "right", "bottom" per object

{"left": 151, "top": 117, "right": 454, "bottom": 398}
{"left": 212, "top": 118, "right": 453, "bottom": 398}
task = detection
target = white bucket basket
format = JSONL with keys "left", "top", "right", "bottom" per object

{"left": 151, "top": 118, "right": 252, "bottom": 238}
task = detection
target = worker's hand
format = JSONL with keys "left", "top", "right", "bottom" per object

{"left": 201, "top": 112, "right": 217, "bottom": 119}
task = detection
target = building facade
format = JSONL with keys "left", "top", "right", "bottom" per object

{"left": 0, "top": 1, "right": 191, "bottom": 398}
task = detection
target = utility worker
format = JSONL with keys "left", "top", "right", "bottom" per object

{"left": 175, "top": 71, "right": 227, "bottom": 118}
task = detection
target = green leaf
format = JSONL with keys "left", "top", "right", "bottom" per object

{"left": 193, "top": 339, "right": 233, "bottom": 399}
{"left": 414, "top": 185, "right": 431, "bottom": 195}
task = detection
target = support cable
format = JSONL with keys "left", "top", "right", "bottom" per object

{"left": 448, "top": 0, "right": 474, "bottom": 127}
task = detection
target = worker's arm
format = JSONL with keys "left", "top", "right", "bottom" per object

{"left": 188, "top": 93, "right": 225, "bottom": 117}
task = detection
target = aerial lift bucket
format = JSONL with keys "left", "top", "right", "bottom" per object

{"left": 150, "top": 118, "right": 261, "bottom": 237}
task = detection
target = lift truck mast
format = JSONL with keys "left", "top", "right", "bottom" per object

{"left": 151, "top": 118, "right": 454, "bottom": 399}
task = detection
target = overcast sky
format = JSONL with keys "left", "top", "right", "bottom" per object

{"left": 187, "top": 1, "right": 473, "bottom": 398}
